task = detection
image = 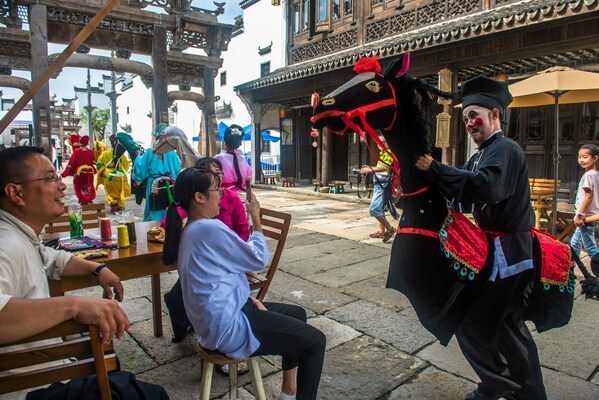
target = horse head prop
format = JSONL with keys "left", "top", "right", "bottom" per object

{"left": 152, "top": 125, "right": 200, "bottom": 169}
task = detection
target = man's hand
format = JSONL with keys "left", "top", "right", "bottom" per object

{"left": 415, "top": 155, "right": 434, "bottom": 171}
{"left": 97, "top": 267, "right": 124, "bottom": 302}
{"left": 70, "top": 296, "right": 131, "bottom": 344}
{"left": 360, "top": 165, "right": 372, "bottom": 174}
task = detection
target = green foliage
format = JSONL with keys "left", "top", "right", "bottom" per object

{"left": 80, "top": 108, "right": 111, "bottom": 141}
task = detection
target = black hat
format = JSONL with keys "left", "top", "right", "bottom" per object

{"left": 224, "top": 124, "right": 244, "bottom": 149}
{"left": 461, "top": 76, "right": 513, "bottom": 114}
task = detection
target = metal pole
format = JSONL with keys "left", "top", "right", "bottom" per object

{"left": 86, "top": 68, "right": 94, "bottom": 145}
{"left": 551, "top": 92, "right": 563, "bottom": 235}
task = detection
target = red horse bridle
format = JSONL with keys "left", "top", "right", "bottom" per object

{"left": 311, "top": 53, "right": 430, "bottom": 198}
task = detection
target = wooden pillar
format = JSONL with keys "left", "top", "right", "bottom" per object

{"left": 321, "top": 128, "right": 331, "bottom": 185}
{"left": 30, "top": 4, "right": 51, "bottom": 151}
{"left": 152, "top": 25, "right": 168, "bottom": 140}
{"left": 204, "top": 64, "right": 217, "bottom": 156}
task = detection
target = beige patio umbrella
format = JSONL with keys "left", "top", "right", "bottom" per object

{"left": 508, "top": 66, "right": 599, "bottom": 234}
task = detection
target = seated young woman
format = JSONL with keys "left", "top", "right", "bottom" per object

{"left": 163, "top": 167, "right": 326, "bottom": 400}
{"left": 163, "top": 157, "right": 249, "bottom": 344}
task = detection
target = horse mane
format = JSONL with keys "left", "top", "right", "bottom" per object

{"left": 392, "top": 74, "right": 454, "bottom": 157}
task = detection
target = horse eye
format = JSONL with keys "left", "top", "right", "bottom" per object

{"left": 322, "top": 98, "right": 336, "bottom": 106}
{"left": 365, "top": 81, "right": 381, "bottom": 93}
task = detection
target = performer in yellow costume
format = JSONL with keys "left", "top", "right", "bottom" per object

{"left": 93, "top": 140, "right": 107, "bottom": 162}
{"left": 96, "top": 136, "right": 131, "bottom": 213}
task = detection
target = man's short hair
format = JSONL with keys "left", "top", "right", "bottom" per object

{"left": 0, "top": 146, "right": 45, "bottom": 196}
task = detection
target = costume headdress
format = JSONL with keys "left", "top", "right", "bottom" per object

{"left": 68, "top": 133, "right": 81, "bottom": 148}
{"left": 461, "top": 76, "right": 513, "bottom": 116}
{"left": 224, "top": 124, "right": 244, "bottom": 150}
{"left": 80, "top": 135, "right": 90, "bottom": 147}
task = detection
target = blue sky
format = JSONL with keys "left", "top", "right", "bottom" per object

{"left": 2, "top": 1, "right": 243, "bottom": 103}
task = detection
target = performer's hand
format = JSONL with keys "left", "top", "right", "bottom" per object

{"left": 360, "top": 165, "right": 371, "bottom": 174}
{"left": 415, "top": 155, "right": 433, "bottom": 171}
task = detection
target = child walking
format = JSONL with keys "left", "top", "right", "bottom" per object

{"left": 571, "top": 143, "right": 599, "bottom": 258}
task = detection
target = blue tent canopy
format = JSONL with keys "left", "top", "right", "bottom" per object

{"left": 261, "top": 131, "right": 280, "bottom": 142}
{"left": 218, "top": 122, "right": 251, "bottom": 141}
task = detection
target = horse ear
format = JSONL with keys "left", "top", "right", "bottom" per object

{"left": 383, "top": 53, "right": 411, "bottom": 80}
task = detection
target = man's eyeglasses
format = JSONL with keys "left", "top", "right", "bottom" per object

{"left": 207, "top": 188, "right": 224, "bottom": 198}
{"left": 13, "top": 174, "right": 62, "bottom": 185}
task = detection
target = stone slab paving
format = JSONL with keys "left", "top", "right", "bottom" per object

{"left": 340, "top": 273, "right": 414, "bottom": 313}
{"left": 383, "top": 366, "right": 477, "bottom": 400}
{"left": 317, "top": 336, "right": 426, "bottom": 400}
{"left": 267, "top": 270, "right": 356, "bottom": 314}
{"left": 325, "top": 299, "right": 437, "bottom": 354}
{"left": 60, "top": 183, "right": 599, "bottom": 399}
{"left": 304, "top": 255, "right": 390, "bottom": 288}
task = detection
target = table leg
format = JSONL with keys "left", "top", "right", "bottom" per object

{"left": 151, "top": 273, "right": 163, "bottom": 337}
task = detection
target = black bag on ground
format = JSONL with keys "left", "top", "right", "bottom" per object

{"left": 26, "top": 370, "right": 169, "bottom": 399}
{"left": 148, "top": 175, "right": 175, "bottom": 212}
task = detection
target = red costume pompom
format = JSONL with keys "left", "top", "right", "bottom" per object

{"left": 353, "top": 56, "right": 381, "bottom": 74}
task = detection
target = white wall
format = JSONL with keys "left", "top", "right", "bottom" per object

{"left": 214, "top": 0, "right": 286, "bottom": 159}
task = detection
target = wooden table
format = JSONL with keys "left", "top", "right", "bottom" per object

{"left": 44, "top": 221, "right": 175, "bottom": 337}
{"left": 530, "top": 187, "right": 555, "bottom": 230}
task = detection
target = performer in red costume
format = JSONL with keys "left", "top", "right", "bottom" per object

{"left": 62, "top": 135, "right": 96, "bottom": 204}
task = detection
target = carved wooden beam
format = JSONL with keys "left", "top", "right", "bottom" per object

{"left": 0, "top": 0, "right": 119, "bottom": 133}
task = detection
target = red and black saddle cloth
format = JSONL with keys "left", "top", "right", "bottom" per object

{"left": 439, "top": 205, "right": 575, "bottom": 332}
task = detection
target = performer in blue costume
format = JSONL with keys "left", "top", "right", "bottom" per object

{"left": 132, "top": 123, "right": 181, "bottom": 222}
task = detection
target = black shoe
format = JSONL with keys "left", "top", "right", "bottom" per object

{"left": 465, "top": 390, "right": 506, "bottom": 400}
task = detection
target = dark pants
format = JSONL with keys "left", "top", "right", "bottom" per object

{"left": 163, "top": 279, "right": 190, "bottom": 338}
{"left": 456, "top": 269, "right": 546, "bottom": 400}
{"left": 242, "top": 300, "right": 326, "bottom": 400}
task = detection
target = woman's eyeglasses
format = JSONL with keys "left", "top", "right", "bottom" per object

{"left": 13, "top": 174, "right": 62, "bottom": 185}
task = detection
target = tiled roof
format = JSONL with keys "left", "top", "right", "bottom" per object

{"left": 236, "top": 0, "right": 598, "bottom": 92}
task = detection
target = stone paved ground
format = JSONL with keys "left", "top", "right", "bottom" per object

{"left": 64, "top": 178, "right": 599, "bottom": 400}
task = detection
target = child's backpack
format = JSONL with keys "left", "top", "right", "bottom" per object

{"left": 149, "top": 175, "right": 175, "bottom": 212}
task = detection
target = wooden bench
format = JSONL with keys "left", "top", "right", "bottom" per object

{"left": 44, "top": 203, "right": 107, "bottom": 234}
{"left": 0, "top": 320, "right": 117, "bottom": 400}
{"left": 328, "top": 181, "right": 346, "bottom": 194}
{"left": 262, "top": 172, "right": 276, "bottom": 185}
{"left": 313, "top": 180, "right": 322, "bottom": 191}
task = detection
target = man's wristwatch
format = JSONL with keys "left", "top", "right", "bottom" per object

{"left": 577, "top": 213, "right": 586, "bottom": 220}
{"left": 92, "top": 262, "right": 107, "bottom": 277}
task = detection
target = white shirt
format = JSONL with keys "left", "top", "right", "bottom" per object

{"left": 0, "top": 209, "right": 73, "bottom": 400}
{"left": 178, "top": 218, "right": 269, "bottom": 359}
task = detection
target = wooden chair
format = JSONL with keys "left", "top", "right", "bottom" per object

{"left": 44, "top": 203, "right": 106, "bottom": 234}
{"left": 554, "top": 210, "right": 576, "bottom": 242}
{"left": 529, "top": 178, "right": 560, "bottom": 231}
{"left": 0, "top": 320, "right": 117, "bottom": 400}
{"left": 246, "top": 208, "right": 292, "bottom": 301}
{"left": 197, "top": 345, "right": 266, "bottom": 400}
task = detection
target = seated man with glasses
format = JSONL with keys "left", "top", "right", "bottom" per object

{"left": 0, "top": 146, "right": 169, "bottom": 399}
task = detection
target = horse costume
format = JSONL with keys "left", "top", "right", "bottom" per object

{"left": 152, "top": 125, "right": 199, "bottom": 169}
{"left": 311, "top": 54, "right": 599, "bottom": 350}
{"left": 132, "top": 124, "right": 181, "bottom": 222}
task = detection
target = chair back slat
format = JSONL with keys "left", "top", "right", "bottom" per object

{"left": 248, "top": 208, "right": 291, "bottom": 301}
{"left": 44, "top": 203, "right": 106, "bottom": 234}
{"left": 0, "top": 321, "right": 115, "bottom": 399}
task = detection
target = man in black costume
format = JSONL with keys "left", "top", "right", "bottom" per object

{"left": 415, "top": 77, "right": 545, "bottom": 400}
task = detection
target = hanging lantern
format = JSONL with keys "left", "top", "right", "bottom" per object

{"left": 311, "top": 141, "right": 318, "bottom": 148}
{"left": 310, "top": 129, "right": 319, "bottom": 138}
